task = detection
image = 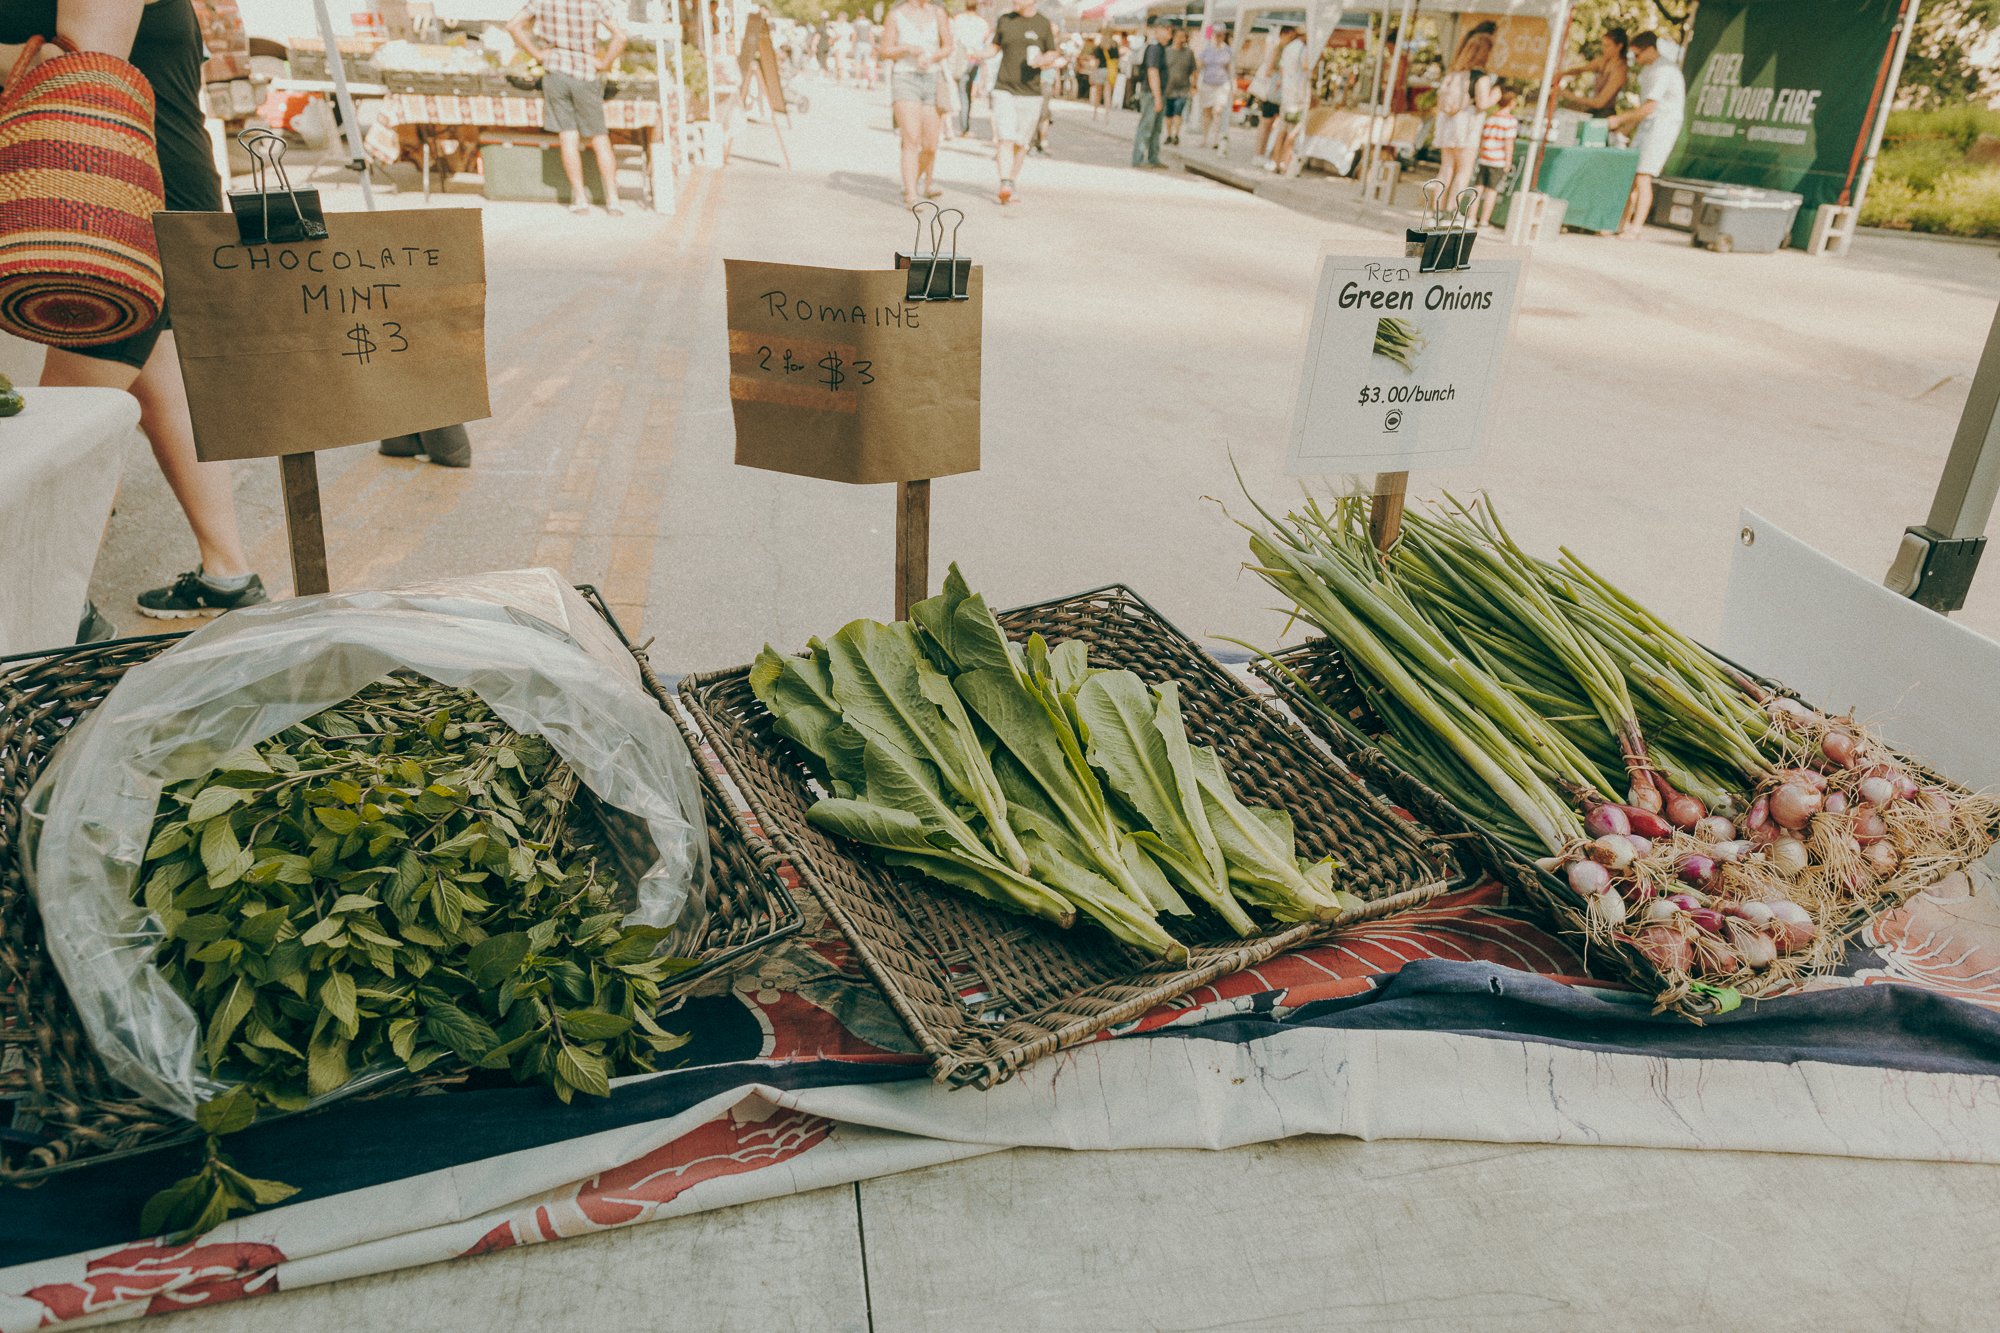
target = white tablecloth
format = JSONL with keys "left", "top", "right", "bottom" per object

{"left": 0, "top": 387, "right": 138, "bottom": 657}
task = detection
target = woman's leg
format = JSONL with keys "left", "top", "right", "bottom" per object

{"left": 916, "top": 105, "right": 941, "bottom": 192}
{"left": 41, "top": 336, "right": 253, "bottom": 580}
{"left": 128, "top": 334, "right": 253, "bottom": 577}
{"left": 894, "top": 101, "right": 922, "bottom": 202}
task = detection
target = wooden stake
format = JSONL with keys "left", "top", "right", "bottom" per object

{"left": 895, "top": 478, "right": 931, "bottom": 619}
{"left": 279, "top": 452, "right": 331, "bottom": 596}
{"left": 1369, "top": 470, "right": 1409, "bottom": 553}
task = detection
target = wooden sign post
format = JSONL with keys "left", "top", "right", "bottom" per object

{"left": 151, "top": 133, "right": 491, "bottom": 598}
{"left": 726, "top": 12, "right": 791, "bottom": 169}
{"left": 722, "top": 229, "right": 980, "bottom": 619}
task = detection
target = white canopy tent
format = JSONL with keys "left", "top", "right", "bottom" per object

{"left": 1204, "top": 0, "right": 1573, "bottom": 215}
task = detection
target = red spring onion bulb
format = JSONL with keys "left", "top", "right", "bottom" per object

{"left": 1669, "top": 893, "right": 1700, "bottom": 911}
{"left": 1733, "top": 900, "right": 1775, "bottom": 925}
{"left": 1625, "top": 834, "right": 1656, "bottom": 858}
{"left": 1769, "top": 783, "right": 1822, "bottom": 831}
{"left": 1665, "top": 793, "right": 1707, "bottom": 830}
{"left": 1768, "top": 900, "right": 1811, "bottom": 925}
{"left": 1589, "top": 836, "right": 1637, "bottom": 870}
{"left": 1567, "top": 860, "right": 1612, "bottom": 897}
{"left": 1823, "top": 791, "right": 1849, "bottom": 816}
{"left": 1711, "top": 839, "right": 1753, "bottom": 864}
{"left": 1687, "top": 907, "right": 1725, "bottom": 934}
{"left": 1589, "top": 889, "right": 1628, "bottom": 930}
{"left": 1620, "top": 807, "right": 1674, "bottom": 840}
{"left": 1585, "top": 804, "right": 1632, "bottom": 838}
{"left": 1636, "top": 925, "right": 1695, "bottom": 973}
{"left": 1645, "top": 898, "right": 1678, "bottom": 923}
{"left": 1694, "top": 816, "right": 1735, "bottom": 844}
{"left": 1626, "top": 783, "right": 1664, "bottom": 814}
{"left": 1858, "top": 776, "right": 1895, "bottom": 807}
{"left": 1820, "top": 730, "right": 1858, "bottom": 767}
{"left": 1769, "top": 837, "right": 1810, "bottom": 876}
{"left": 1677, "top": 855, "right": 1717, "bottom": 887}
{"left": 1728, "top": 921, "right": 1779, "bottom": 968}
{"left": 1745, "top": 796, "right": 1770, "bottom": 832}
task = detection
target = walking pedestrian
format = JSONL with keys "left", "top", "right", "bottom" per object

{"left": 949, "top": 0, "right": 989, "bottom": 137}
{"left": 981, "top": 0, "right": 1059, "bottom": 203}
{"left": 1086, "top": 35, "right": 1112, "bottom": 118}
{"left": 1130, "top": 20, "right": 1168, "bottom": 168}
{"left": 1196, "top": 27, "right": 1232, "bottom": 147}
{"left": 1611, "top": 32, "right": 1685, "bottom": 237}
{"left": 1474, "top": 86, "right": 1519, "bottom": 228}
{"left": 880, "top": 0, "right": 954, "bottom": 206}
{"left": 2, "top": 0, "right": 270, "bottom": 623}
{"left": 1262, "top": 26, "right": 1306, "bottom": 174}
{"left": 1249, "top": 34, "right": 1282, "bottom": 163}
{"left": 1432, "top": 21, "right": 1498, "bottom": 205}
{"left": 853, "top": 10, "right": 878, "bottom": 90}
{"left": 507, "top": 0, "right": 627, "bottom": 216}
{"left": 1162, "top": 28, "right": 1194, "bottom": 145}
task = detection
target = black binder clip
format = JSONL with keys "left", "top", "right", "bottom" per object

{"left": 896, "top": 202, "right": 969, "bottom": 301}
{"left": 228, "top": 128, "right": 328, "bottom": 244}
{"left": 1407, "top": 181, "right": 1478, "bottom": 273}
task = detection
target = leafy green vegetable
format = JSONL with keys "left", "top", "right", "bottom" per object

{"left": 750, "top": 565, "right": 1350, "bottom": 961}
{"left": 135, "top": 676, "right": 694, "bottom": 1239}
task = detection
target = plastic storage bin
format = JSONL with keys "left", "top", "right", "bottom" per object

{"left": 1693, "top": 186, "right": 1804, "bottom": 253}
{"left": 1650, "top": 177, "right": 1716, "bottom": 231}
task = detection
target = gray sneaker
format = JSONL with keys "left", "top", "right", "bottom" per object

{"left": 136, "top": 570, "right": 268, "bottom": 620}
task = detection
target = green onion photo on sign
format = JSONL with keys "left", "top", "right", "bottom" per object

{"left": 1666, "top": 0, "right": 1907, "bottom": 247}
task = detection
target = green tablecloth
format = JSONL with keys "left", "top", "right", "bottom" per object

{"left": 1492, "top": 143, "right": 1641, "bottom": 234}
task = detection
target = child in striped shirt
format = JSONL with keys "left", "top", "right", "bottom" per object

{"left": 1475, "top": 87, "right": 1520, "bottom": 228}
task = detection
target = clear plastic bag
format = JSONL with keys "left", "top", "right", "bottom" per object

{"left": 26, "top": 569, "right": 708, "bottom": 1120}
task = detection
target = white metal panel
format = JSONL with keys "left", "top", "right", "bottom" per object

{"left": 1719, "top": 509, "right": 2000, "bottom": 790}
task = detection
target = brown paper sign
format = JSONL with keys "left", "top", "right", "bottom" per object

{"left": 153, "top": 209, "right": 491, "bottom": 462}
{"left": 724, "top": 259, "right": 981, "bottom": 485}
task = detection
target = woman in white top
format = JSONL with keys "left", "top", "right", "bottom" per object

{"left": 878, "top": 0, "right": 955, "bottom": 206}
{"left": 1267, "top": 28, "right": 1311, "bottom": 175}
{"left": 1432, "top": 23, "right": 1498, "bottom": 206}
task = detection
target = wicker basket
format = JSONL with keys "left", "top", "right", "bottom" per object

{"left": 0, "top": 591, "right": 799, "bottom": 1183}
{"left": 679, "top": 584, "right": 1472, "bottom": 1089}
{"left": 1254, "top": 638, "right": 1997, "bottom": 1018}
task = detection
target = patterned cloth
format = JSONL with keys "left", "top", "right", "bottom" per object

{"left": 515, "top": 0, "right": 616, "bottom": 81}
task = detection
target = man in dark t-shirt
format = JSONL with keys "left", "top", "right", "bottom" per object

{"left": 983, "top": 0, "right": 1058, "bottom": 203}
{"left": 1130, "top": 21, "right": 1169, "bottom": 168}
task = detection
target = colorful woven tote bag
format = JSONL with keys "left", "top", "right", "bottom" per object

{"left": 0, "top": 35, "right": 167, "bottom": 348}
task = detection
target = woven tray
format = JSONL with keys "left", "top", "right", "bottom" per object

{"left": 0, "top": 590, "right": 799, "bottom": 1183}
{"left": 1254, "top": 638, "right": 1997, "bottom": 1018}
{"left": 679, "top": 584, "right": 1471, "bottom": 1089}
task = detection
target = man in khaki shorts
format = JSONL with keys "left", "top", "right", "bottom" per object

{"left": 981, "top": 0, "right": 1059, "bottom": 204}
{"left": 507, "top": 0, "right": 627, "bottom": 215}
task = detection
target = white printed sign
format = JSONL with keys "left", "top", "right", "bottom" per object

{"left": 1284, "top": 248, "right": 1524, "bottom": 475}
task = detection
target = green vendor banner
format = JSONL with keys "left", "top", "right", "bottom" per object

{"left": 1665, "top": 0, "right": 1908, "bottom": 247}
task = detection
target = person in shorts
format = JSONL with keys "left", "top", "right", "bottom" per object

{"left": 1162, "top": 27, "right": 1195, "bottom": 146}
{"left": 1474, "top": 87, "right": 1519, "bottom": 227}
{"left": 1611, "top": 32, "right": 1686, "bottom": 237}
{"left": 1196, "top": 28, "right": 1232, "bottom": 148}
{"left": 508, "top": 0, "right": 626, "bottom": 215}
{"left": 981, "top": 0, "right": 1059, "bottom": 204}
{"left": 1, "top": 0, "right": 267, "bottom": 624}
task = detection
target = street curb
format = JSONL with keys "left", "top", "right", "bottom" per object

{"left": 1856, "top": 225, "right": 2000, "bottom": 251}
